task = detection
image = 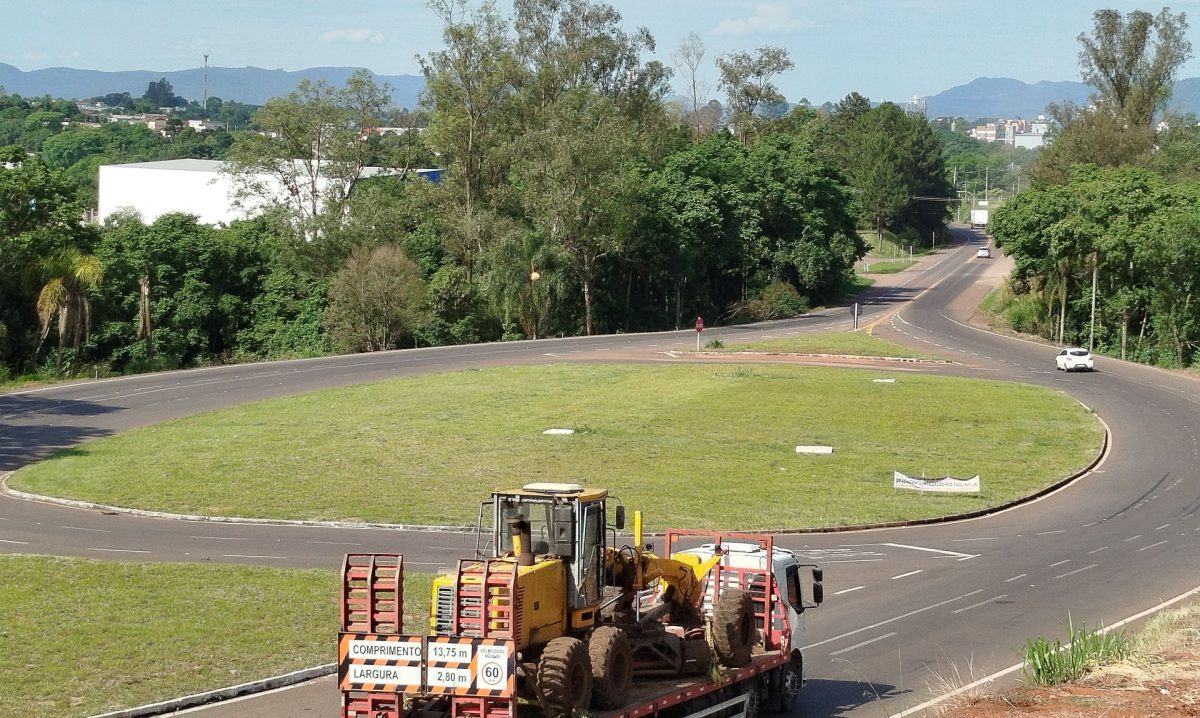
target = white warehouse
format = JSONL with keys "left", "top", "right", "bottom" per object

{"left": 97, "top": 159, "right": 441, "bottom": 226}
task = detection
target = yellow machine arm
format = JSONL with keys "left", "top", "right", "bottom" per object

{"left": 604, "top": 511, "right": 722, "bottom": 619}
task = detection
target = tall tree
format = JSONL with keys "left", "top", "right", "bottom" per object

{"left": 224, "top": 70, "right": 392, "bottom": 244}
{"left": 672, "top": 32, "right": 711, "bottom": 134}
{"left": 716, "top": 46, "right": 793, "bottom": 144}
{"left": 324, "top": 245, "right": 428, "bottom": 352}
{"left": 1077, "top": 8, "right": 1192, "bottom": 127}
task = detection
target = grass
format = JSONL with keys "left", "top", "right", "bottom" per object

{"left": 710, "top": 331, "right": 935, "bottom": 360}
{"left": 12, "top": 363, "right": 1102, "bottom": 530}
{"left": 859, "top": 259, "right": 913, "bottom": 274}
{"left": 0, "top": 554, "right": 434, "bottom": 718}
{"left": 1022, "top": 614, "right": 1131, "bottom": 686}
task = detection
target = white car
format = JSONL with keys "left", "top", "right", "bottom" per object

{"left": 976, "top": 247, "right": 992, "bottom": 258}
{"left": 1055, "top": 348, "right": 1094, "bottom": 372}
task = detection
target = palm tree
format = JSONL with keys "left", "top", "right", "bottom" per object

{"left": 35, "top": 248, "right": 103, "bottom": 372}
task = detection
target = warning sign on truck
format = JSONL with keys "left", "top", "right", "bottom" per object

{"left": 338, "top": 634, "right": 423, "bottom": 693}
{"left": 338, "top": 634, "right": 515, "bottom": 697}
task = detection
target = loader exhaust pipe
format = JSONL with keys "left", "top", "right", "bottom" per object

{"left": 509, "top": 515, "right": 534, "bottom": 566}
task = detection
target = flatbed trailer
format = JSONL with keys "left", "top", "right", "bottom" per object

{"left": 339, "top": 530, "right": 818, "bottom": 718}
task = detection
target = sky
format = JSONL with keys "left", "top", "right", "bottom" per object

{"left": 7, "top": 0, "right": 1200, "bottom": 105}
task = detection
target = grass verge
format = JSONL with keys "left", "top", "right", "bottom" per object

{"left": 709, "top": 332, "right": 935, "bottom": 360}
{"left": 0, "top": 555, "right": 432, "bottom": 718}
{"left": 13, "top": 363, "right": 1102, "bottom": 530}
{"left": 1022, "top": 614, "right": 1131, "bottom": 686}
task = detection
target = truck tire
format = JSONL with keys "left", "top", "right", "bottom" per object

{"left": 588, "top": 626, "right": 633, "bottom": 709}
{"left": 741, "top": 681, "right": 761, "bottom": 718}
{"left": 769, "top": 657, "right": 802, "bottom": 712}
{"left": 536, "top": 636, "right": 593, "bottom": 718}
{"left": 712, "top": 589, "right": 755, "bottom": 667}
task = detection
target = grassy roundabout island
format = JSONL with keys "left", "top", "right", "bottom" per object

{"left": 12, "top": 362, "right": 1102, "bottom": 530}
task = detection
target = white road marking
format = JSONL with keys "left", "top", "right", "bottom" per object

{"left": 890, "top": 581, "right": 1200, "bottom": 717}
{"left": 803, "top": 589, "right": 982, "bottom": 650}
{"left": 1138, "top": 540, "right": 1169, "bottom": 552}
{"left": 1035, "top": 529, "right": 1066, "bottom": 536}
{"left": 952, "top": 594, "right": 1007, "bottom": 614}
{"left": 1049, "top": 559, "right": 1070, "bottom": 567}
{"left": 891, "top": 570, "right": 924, "bottom": 580}
{"left": 1003, "top": 573, "right": 1027, "bottom": 583}
{"left": 89, "top": 547, "right": 150, "bottom": 554}
{"left": 1088, "top": 546, "right": 1109, "bottom": 554}
{"left": 0, "top": 538, "right": 29, "bottom": 545}
{"left": 1124, "top": 535, "right": 1143, "bottom": 542}
{"left": 1156, "top": 524, "right": 1171, "bottom": 531}
{"left": 1055, "top": 564, "right": 1098, "bottom": 579}
{"left": 830, "top": 632, "right": 897, "bottom": 656}
{"left": 950, "top": 537, "right": 999, "bottom": 542}
{"left": 189, "top": 535, "right": 246, "bottom": 540}
{"left": 62, "top": 525, "right": 111, "bottom": 533}
{"left": 834, "top": 586, "right": 865, "bottom": 595}
{"left": 876, "top": 542, "right": 978, "bottom": 560}
{"left": 220, "top": 554, "right": 287, "bottom": 560}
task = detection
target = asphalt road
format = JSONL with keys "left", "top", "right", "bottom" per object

{"left": 3, "top": 227, "right": 1198, "bottom": 718}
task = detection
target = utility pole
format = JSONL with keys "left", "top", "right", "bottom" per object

{"left": 203, "top": 54, "right": 209, "bottom": 112}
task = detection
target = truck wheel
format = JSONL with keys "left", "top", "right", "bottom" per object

{"left": 712, "top": 589, "right": 755, "bottom": 667}
{"left": 741, "top": 681, "right": 762, "bottom": 718}
{"left": 537, "top": 637, "right": 593, "bottom": 718}
{"left": 770, "top": 657, "right": 802, "bottom": 712}
{"left": 588, "top": 626, "right": 633, "bottom": 709}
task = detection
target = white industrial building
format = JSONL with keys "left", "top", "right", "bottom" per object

{"left": 97, "top": 159, "right": 441, "bottom": 226}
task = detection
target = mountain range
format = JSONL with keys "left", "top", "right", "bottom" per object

{"left": 5, "top": 62, "right": 1200, "bottom": 120}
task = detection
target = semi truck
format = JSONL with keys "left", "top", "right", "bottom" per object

{"left": 338, "top": 483, "right": 824, "bottom": 718}
{"left": 970, "top": 208, "right": 989, "bottom": 229}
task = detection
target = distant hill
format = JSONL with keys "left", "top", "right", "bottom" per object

{"left": 924, "top": 76, "right": 1200, "bottom": 119}
{"left": 0, "top": 63, "right": 424, "bottom": 109}
{"left": 6, "top": 63, "right": 1200, "bottom": 120}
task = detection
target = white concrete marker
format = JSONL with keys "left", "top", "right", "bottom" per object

{"left": 795, "top": 445, "right": 834, "bottom": 454}
{"left": 543, "top": 428, "right": 575, "bottom": 435}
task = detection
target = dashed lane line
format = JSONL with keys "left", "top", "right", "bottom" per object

{"left": 1055, "top": 563, "right": 1098, "bottom": 579}
{"left": 802, "top": 589, "right": 982, "bottom": 651}
{"left": 830, "top": 632, "right": 897, "bottom": 656}
{"left": 1138, "top": 540, "right": 1169, "bottom": 552}
{"left": 952, "top": 594, "right": 1008, "bottom": 614}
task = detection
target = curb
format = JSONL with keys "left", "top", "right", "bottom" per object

{"left": 89, "top": 664, "right": 334, "bottom": 718}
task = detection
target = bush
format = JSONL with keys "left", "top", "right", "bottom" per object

{"left": 1022, "top": 614, "right": 1130, "bottom": 686}
{"left": 737, "top": 282, "right": 812, "bottom": 322}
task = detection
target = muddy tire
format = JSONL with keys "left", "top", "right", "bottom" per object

{"left": 769, "top": 657, "right": 802, "bottom": 712}
{"left": 536, "top": 636, "right": 592, "bottom": 718}
{"left": 712, "top": 589, "right": 755, "bottom": 667}
{"left": 588, "top": 626, "right": 633, "bottom": 709}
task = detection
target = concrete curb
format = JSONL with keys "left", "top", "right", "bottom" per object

{"left": 88, "top": 664, "right": 334, "bottom": 718}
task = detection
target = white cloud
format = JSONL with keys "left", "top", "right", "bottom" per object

{"left": 712, "top": 4, "right": 810, "bottom": 36}
{"left": 319, "top": 28, "right": 389, "bottom": 45}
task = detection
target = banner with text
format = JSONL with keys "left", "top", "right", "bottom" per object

{"left": 893, "top": 471, "right": 980, "bottom": 493}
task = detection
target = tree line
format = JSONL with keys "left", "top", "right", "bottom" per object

{"left": 991, "top": 7, "right": 1200, "bottom": 368}
{"left": 0, "top": 0, "right": 952, "bottom": 382}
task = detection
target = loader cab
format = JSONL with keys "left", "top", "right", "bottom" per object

{"left": 493, "top": 483, "right": 611, "bottom": 621}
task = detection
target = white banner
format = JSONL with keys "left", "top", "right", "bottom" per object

{"left": 893, "top": 471, "right": 980, "bottom": 493}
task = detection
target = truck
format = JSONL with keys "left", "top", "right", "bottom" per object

{"left": 338, "top": 483, "right": 824, "bottom": 718}
{"left": 970, "top": 208, "right": 989, "bottom": 229}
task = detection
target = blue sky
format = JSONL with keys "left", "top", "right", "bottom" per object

{"left": 8, "top": 1, "right": 1200, "bottom": 105}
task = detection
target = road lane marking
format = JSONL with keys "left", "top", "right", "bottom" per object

{"left": 952, "top": 594, "right": 1007, "bottom": 614}
{"left": 1049, "top": 560, "right": 1070, "bottom": 567}
{"left": 1035, "top": 530, "right": 1066, "bottom": 536}
{"left": 1055, "top": 564, "right": 1098, "bottom": 579}
{"left": 89, "top": 547, "right": 150, "bottom": 554}
{"left": 891, "top": 570, "right": 923, "bottom": 580}
{"left": 803, "top": 589, "right": 982, "bottom": 650}
{"left": 874, "top": 543, "right": 979, "bottom": 560}
{"left": 1156, "top": 524, "right": 1171, "bottom": 530}
{"left": 0, "top": 538, "right": 29, "bottom": 545}
{"left": 1088, "top": 546, "right": 1109, "bottom": 554}
{"left": 62, "top": 525, "right": 111, "bottom": 533}
{"left": 834, "top": 586, "right": 865, "bottom": 595}
{"left": 1003, "top": 574, "right": 1027, "bottom": 583}
{"left": 890, "top": 581, "right": 1200, "bottom": 717}
{"left": 189, "top": 535, "right": 246, "bottom": 540}
{"left": 1125, "top": 535, "right": 1143, "bottom": 542}
{"left": 951, "top": 537, "right": 999, "bottom": 542}
{"left": 1138, "top": 540, "right": 1169, "bottom": 552}
{"left": 830, "top": 632, "right": 897, "bottom": 656}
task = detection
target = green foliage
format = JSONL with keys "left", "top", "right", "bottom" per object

{"left": 704, "top": 338, "right": 725, "bottom": 349}
{"left": 734, "top": 281, "right": 811, "bottom": 322}
{"left": 1022, "top": 614, "right": 1131, "bottom": 686}
{"left": 324, "top": 245, "right": 428, "bottom": 352}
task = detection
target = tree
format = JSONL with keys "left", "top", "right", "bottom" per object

{"left": 35, "top": 248, "right": 103, "bottom": 371}
{"left": 716, "top": 46, "right": 793, "bottom": 144}
{"left": 324, "top": 245, "right": 428, "bottom": 351}
{"left": 672, "top": 32, "right": 711, "bottom": 134}
{"left": 1077, "top": 8, "right": 1192, "bottom": 127}
{"left": 224, "top": 70, "right": 393, "bottom": 243}
{"left": 142, "top": 78, "right": 182, "bottom": 108}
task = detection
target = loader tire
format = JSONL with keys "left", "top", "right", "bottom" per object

{"left": 712, "top": 588, "right": 755, "bottom": 667}
{"left": 537, "top": 636, "right": 592, "bottom": 718}
{"left": 588, "top": 626, "right": 633, "bottom": 709}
